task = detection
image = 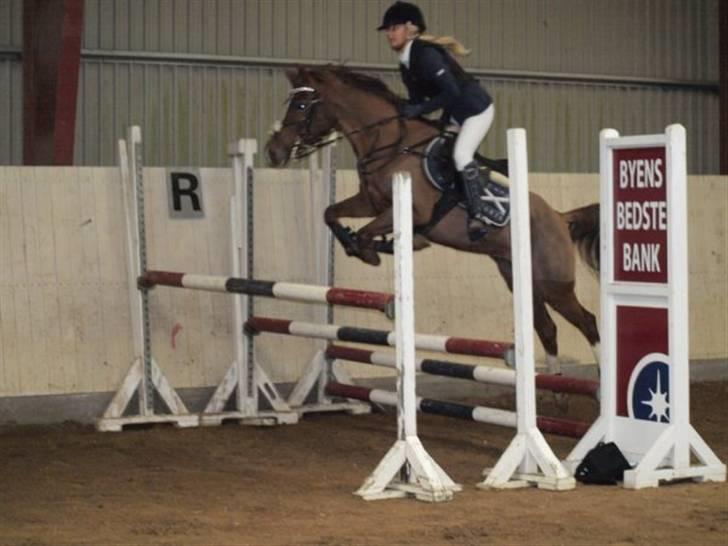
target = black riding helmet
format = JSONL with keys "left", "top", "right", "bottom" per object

{"left": 377, "top": 1, "right": 427, "bottom": 32}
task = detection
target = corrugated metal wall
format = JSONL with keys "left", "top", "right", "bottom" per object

{"left": 77, "top": 0, "right": 717, "bottom": 81}
{"left": 0, "top": 0, "right": 720, "bottom": 172}
{"left": 0, "top": 0, "right": 22, "bottom": 164}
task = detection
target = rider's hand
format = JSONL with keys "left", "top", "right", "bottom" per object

{"left": 401, "top": 103, "right": 424, "bottom": 119}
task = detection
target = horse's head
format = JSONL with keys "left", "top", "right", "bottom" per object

{"left": 265, "top": 67, "right": 339, "bottom": 167}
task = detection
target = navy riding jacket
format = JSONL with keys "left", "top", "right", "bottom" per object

{"left": 400, "top": 39, "right": 492, "bottom": 125}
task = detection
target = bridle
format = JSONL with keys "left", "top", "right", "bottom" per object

{"left": 275, "top": 86, "right": 432, "bottom": 171}
{"left": 275, "top": 87, "right": 327, "bottom": 158}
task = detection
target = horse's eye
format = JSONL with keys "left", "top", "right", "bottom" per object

{"left": 297, "top": 103, "right": 307, "bottom": 111}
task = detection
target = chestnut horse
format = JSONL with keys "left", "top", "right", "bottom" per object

{"left": 265, "top": 66, "right": 600, "bottom": 372}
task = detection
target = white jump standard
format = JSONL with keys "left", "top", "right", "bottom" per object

{"left": 98, "top": 127, "right": 199, "bottom": 431}
{"left": 352, "top": 173, "right": 461, "bottom": 502}
{"left": 564, "top": 124, "right": 726, "bottom": 488}
{"left": 477, "top": 129, "right": 575, "bottom": 491}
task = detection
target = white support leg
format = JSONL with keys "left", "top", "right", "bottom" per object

{"left": 479, "top": 129, "right": 575, "bottom": 491}
{"left": 354, "top": 173, "right": 460, "bottom": 502}
{"left": 289, "top": 351, "right": 372, "bottom": 415}
{"left": 98, "top": 358, "right": 199, "bottom": 431}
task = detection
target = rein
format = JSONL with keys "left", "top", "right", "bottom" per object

{"left": 291, "top": 113, "right": 408, "bottom": 163}
{"left": 278, "top": 86, "right": 433, "bottom": 168}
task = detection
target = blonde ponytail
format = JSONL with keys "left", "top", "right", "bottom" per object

{"left": 403, "top": 22, "right": 470, "bottom": 57}
{"left": 419, "top": 34, "right": 471, "bottom": 57}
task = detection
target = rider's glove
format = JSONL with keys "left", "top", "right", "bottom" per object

{"left": 401, "top": 103, "right": 424, "bottom": 119}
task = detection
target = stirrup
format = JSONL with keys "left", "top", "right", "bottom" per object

{"left": 467, "top": 217, "right": 488, "bottom": 241}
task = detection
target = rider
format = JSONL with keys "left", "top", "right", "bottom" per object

{"left": 378, "top": 1, "right": 494, "bottom": 240}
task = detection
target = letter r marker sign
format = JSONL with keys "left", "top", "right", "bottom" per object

{"left": 167, "top": 170, "right": 205, "bottom": 219}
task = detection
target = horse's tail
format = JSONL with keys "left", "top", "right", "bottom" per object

{"left": 561, "top": 203, "right": 600, "bottom": 274}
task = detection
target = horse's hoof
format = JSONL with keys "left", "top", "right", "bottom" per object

{"left": 359, "top": 249, "right": 381, "bottom": 266}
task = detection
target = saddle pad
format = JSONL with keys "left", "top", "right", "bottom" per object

{"left": 423, "top": 135, "right": 458, "bottom": 193}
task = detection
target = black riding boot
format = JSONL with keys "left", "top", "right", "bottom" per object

{"left": 460, "top": 161, "right": 488, "bottom": 241}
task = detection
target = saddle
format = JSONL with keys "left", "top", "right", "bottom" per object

{"left": 373, "top": 133, "right": 512, "bottom": 254}
{"left": 422, "top": 133, "right": 511, "bottom": 229}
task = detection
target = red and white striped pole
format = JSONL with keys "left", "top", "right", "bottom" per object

{"left": 325, "top": 382, "right": 588, "bottom": 439}
{"left": 325, "top": 345, "right": 598, "bottom": 398}
{"left": 139, "top": 270, "right": 395, "bottom": 316}
{"left": 245, "top": 316, "right": 514, "bottom": 363}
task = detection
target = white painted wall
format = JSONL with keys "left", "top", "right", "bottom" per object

{"left": 0, "top": 166, "right": 725, "bottom": 397}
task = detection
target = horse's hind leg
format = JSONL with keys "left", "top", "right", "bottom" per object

{"left": 533, "top": 295, "right": 561, "bottom": 374}
{"left": 546, "top": 287, "right": 601, "bottom": 365}
{"left": 494, "top": 259, "right": 560, "bottom": 373}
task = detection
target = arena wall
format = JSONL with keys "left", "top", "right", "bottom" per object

{"left": 0, "top": 166, "right": 725, "bottom": 401}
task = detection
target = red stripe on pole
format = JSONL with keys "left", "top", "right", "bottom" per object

{"left": 325, "top": 345, "right": 375, "bottom": 363}
{"left": 325, "top": 382, "right": 372, "bottom": 401}
{"left": 536, "top": 416, "right": 589, "bottom": 439}
{"left": 139, "top": 270, "right": 185, "bottom": 289}
{"left": 535, "top": 374, "right": 599, "bottom": 398}
{"left": 245, "top": 316, "right": 293, "bottom": 335}
{"left": 326, "top": 288, "right": 394, "bottom": 313}
{"left": 444, "top": 337, "right": 513, "bottom": 358}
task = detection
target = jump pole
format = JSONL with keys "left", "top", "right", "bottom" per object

{"left": 564, "top": 125, "right": 725, "bottom": 488}
{"left": 139, "top": 270, "right": 394, "bottom": 315}
{"left": 325, "top": 382, "right": 589, "bottom": 439}
{"left": 478, "top": 129, "right": 575, "bottom": 490}
{"left": 245, "top": 316, "right": 514, "bottom": 362}
{"left": 353, "top": 172, "right": 460, "bottom": 502}
{"left": 325, "top": 345, "right": 599, "bottom": 398}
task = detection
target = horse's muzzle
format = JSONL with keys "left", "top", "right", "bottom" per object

{"left": 265, "top": 141, "right": 290, "bottom": 167}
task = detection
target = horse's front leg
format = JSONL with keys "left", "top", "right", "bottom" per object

{"left": 355, "top": 208, "right": 394, "bottom": 266}
{"left": 324, "top": 192, "right": 377, "bottom": 258}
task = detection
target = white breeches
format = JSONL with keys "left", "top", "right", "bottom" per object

{"left": 453, "top": 104, "right": 495, "bottom": 171}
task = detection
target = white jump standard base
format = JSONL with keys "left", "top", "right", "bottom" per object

{"left": 356, "top": 436, "right": 461, "bottom": 502}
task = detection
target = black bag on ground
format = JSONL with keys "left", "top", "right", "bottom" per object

{"left": 574, "top": 441, "right": 632, "bottom": 485}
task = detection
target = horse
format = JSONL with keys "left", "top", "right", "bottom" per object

{"left": 265, "top": 65, "right": 600, "bottom": 373}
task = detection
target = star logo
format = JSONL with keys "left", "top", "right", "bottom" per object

{"left": 627, "top": 353, "right": 670, "bottom": 423}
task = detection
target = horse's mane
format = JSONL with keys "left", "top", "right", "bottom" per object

{"left": 318, "top": 65, "right": 404, "bottom": 108}
{"left": 304, "top": 65, "right": 440, "bottom": 129}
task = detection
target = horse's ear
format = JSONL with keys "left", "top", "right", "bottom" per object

{"left": 307, "top": 70, "right": 324, "bottom": 84}
{"left": 306, "top": 67, "right": 333, "bottom": 85}
{"left": 285, "top": 67, "right": 301, "bottom": 84}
